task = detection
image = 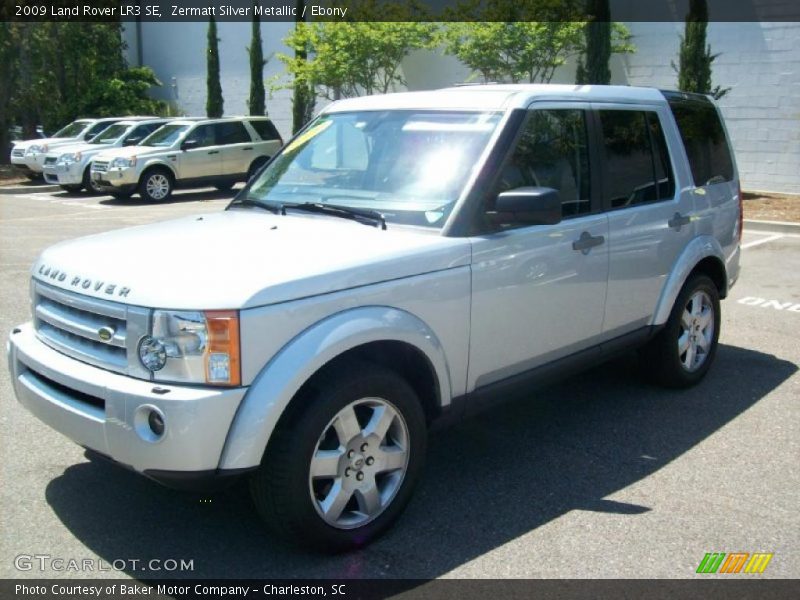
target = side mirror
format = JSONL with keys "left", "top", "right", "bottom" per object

{"left": 123, "top": 136, "right": 142, "bottom": 146}
{"left": 181, "top": 139, "right": 199, "bottom": 151}
{"left": 490, "top": 186, "right": 562, "bottom": 226}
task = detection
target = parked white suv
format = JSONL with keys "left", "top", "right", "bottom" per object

{"left": 42, "top": 119, "right": 169, "bottom": 193}
{"left": 8, "top": 86, "right": 741, "bottom": 551}
{"left": 89, "top": 116, "right": 283, "bottom": 201}
{"left": 10, "top": 118, "right": 140, "bottom": 179}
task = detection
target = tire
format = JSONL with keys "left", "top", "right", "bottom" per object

{"left": 60, "top": 184, "right": 83, "bottom": 193}
{"left": 25, "top": 172, "right": 42, "bottom": 181}
{"left": 138, "top": 168, "right": 173, "bottom": 202}
{"left": 214, "top": 181, "right": 234, "bottom": 192}
{"left": 247, "top": 157, "right": 269, "bottom": 181}
{"left": 641, "top": 274, "right": 721, "bottom": 388}
{"left": 82, "top": 166, "right": 100, "bottom": 194}
{"left": 249, "top": 359, "right": 427, "bottom": 552}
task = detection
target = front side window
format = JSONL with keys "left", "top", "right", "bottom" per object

{"left": 142, "top": 124, "right": 190, "bottom": 147}
{"left": 599, "top": 110, "right": 674, "bottom": 208}
{"left": 185, "top": 124, "right": 217, "bottom": 148}
{"left": 240, "top": 110, "right": 502, "bottom": 228}
{"left": 492, "top": 109, "right": 591, "bottom": 220}
{"left": 668, "top": 98, "right": 734, "bottom": 186}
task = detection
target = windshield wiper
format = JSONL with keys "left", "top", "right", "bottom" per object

{"left": 281, "top": 202, "right": 387, "bottom": 230}
{"left": 227, "top": 198, "right": 281, "bottom": 214}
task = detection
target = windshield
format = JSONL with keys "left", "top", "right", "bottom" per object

{"left": 53, "top": 121, "right": 90, "bottom": 138}
{"left": 90, "top": 124, "right": 129, "bottom": 144}
{"left": 141, "top": 124, "right": 190, "bottom": 147}
{"left": 240, "top": 110, "right": 502, "bottom": 228}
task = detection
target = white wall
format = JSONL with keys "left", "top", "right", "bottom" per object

{"left": 126, "top": 21, "right": 800, "bottom": 194}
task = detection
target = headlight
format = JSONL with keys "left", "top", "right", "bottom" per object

{"left": 57, "top": 152, "right": 82, "bottom": 165}
{"left": 138, "top": 310, "right": 241, "bottom": 386}
{"left": 111, "top": 156, "right": 136, "bottom": 168}
{"left": 26, "top": 144, "right": 46, "bottom": 155}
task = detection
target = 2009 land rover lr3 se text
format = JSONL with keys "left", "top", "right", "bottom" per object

{"left": 8, "top": 85, "right": 741, "bottom": 552}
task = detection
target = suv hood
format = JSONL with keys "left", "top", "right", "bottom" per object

{"left": 94, "top": 145, "right": 161, "bottom": 160}
{"left": 32, "top": 210, "right": 471, "bottom": 310}
{"left": 14, "top": 137, "right": 76, "bottom": 150}
{"left": 45, "top": 141, "right": 106, "bottom": 156}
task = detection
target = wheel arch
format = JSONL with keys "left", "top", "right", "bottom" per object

{"left": 652, "top": 235, "right": 728, "bottom": 326}
{"left": 138, "top": 160, "right": 177, "bottom": 184}
{"left": 218, "top": 306, "right": 452, "bottom": 470}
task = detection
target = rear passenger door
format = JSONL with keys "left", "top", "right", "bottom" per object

{"left": 596, "top": 105, "right": 693, "bottom": 336}
{"left": 217, "top": 121, "right": 254, "bottom": 177}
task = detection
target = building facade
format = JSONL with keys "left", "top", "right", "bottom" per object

{"left": 124, "top": 21, "right": 800, "bottom": 194}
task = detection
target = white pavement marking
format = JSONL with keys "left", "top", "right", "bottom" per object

{"left": 737, "top": 297, "right": 800, "bottom": 313}
{"left": 741, "top": 233, "right": 784, "bottom": 249}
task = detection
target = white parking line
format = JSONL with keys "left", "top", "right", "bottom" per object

{"left": 741, "top": 233, "right": 784, "bottom": 249}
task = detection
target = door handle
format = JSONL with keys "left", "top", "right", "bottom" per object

{"left": 668, "top": 212, "right": 691, "bottom": 231}
{"left": 207, "top": 150, "right": 220, "bottom": 155}
{"left": 572, "top": 231, "right": 605, "bottom": 254}
{"left": 242, "top": 146, "right": 253, "bottom": 151}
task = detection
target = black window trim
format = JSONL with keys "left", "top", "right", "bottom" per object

{"left": 593, "top": 105, "right": 678, "bottom": 214}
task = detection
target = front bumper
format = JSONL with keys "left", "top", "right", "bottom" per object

{"left": 43, "top": 161, "right": 84, "bottom": 186}
{"left": 90, "top": 166, "right": 139, "bottom": 191}
{"left": 16, "top": 153, "right": 46, "bottom": 173}
{"left": 8, "top": 322, "right": 248, "bottom": 482}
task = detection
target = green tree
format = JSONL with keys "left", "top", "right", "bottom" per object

{"left": 206, "top": 16, "right": 224, "bottom": 117}
{"left": 576, "top": 0, "right": 611, "bottom": 84}
{"left": 290, "top": 0, "right": 315, "bottom": 133}
{"left": 276, "top": 1, "right": 438, "bottom": 101}
{"left": 673, "top": 0, "right": 729, "bottom": 99}
{"left": 2, "top": 22, "right": 167, "bottom": 161}
{"left": 248, "top": 9, "right": 266, "bottom": 116}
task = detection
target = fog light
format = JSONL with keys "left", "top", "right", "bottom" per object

{"left": 138, "top": 336, "right": 166, "bottom": 371}
{"left": 148, "top": 410, "right": 165, "bottom": 436}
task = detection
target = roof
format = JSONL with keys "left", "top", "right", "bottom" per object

{"left": 323, "top": 84, "right": 669, "bottom": 113}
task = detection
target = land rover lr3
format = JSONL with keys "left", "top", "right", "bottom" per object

{"left": 8, "top": 85, "right": 741, "bottom": 551}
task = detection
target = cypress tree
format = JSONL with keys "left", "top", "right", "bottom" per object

{"left": 576, "top": 0, "right": 611, "bottom": 85}
{"left": 248, "top": 11, "right": 266, "bottom": 116}
{"left": 291, "top": 0, "right": 315, "bottom": 133}
{"left": 675, "top": 0, "right": 729, "bottom": 98}
{"left": 206, "top": 15, "right": 224, "bottom": 117}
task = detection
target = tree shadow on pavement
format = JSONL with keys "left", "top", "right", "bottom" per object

{"left": 44, "top": 344, "right": 796, "bottom": 579}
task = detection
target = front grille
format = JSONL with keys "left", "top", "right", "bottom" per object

{"left": 92, "top": 161, "right": 109, "bottom": 172}
{"left": 12, "top": 148, "right": 24, "bottom": 158}
{"left": 33, "top": 281, "right": 150, "bottom": 378}
{"left": 44, "top": 156, "right": 58, "bottom": 165}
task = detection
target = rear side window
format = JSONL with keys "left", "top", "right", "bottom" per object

{"left": 249, "top": 119, "right": 281, "bottom": 141}
{"left": 598, "top": 110, "right": 675, "bottom": 209}
{"left": 217, "top": 122, "right": 251, "bottom": 145}
{"left": 667, "top": 98, "right": 734, "bottom": 186}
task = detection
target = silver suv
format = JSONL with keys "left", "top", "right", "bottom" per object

{"left": 42, "top": 119, "right": 170, "bottom": 193}
{"left": 7, "top": 86, "right": 741, "bottom": 552}
{"left": 10, "top": 117, "right": 140, "bottom": 179}
{"left": 89, "top": 116, "right": 283, "bottom": 201}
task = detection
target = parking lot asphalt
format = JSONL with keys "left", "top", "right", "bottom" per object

{"left": 1, "top": 183, "right": 798, "bottom": 580}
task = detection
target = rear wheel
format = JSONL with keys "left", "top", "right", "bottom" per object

{"left": 249, "top": 360, "right": 426, "bottom": 552}
{"left": 641, "top": 274, "right": 720, "bottom": 388}
{"left": 247, "top": 156, "right": 269, "bottom": 181}
{"left": 138, "top": 169, "right": 173, "bottom": 202}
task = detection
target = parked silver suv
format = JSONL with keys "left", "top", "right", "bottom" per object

{"left": 90, "top": 116, "right": 283, "bottom": 201}
{"left": 7, "top": 86, "right": 740, "bottom": 552}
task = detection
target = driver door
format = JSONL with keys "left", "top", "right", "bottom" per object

{"left": 178, "top": 124, "right": 223, "bottom": 180}
{"left": 467, "top": 106, "right": 609, "bottom": 391}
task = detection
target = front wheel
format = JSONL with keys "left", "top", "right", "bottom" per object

{"left": 641, "top": 274, "right": 721, "bottom": 388}
{"left": 249, "top": 361, "right": 426, "bottom": 552}
{"left": 138, "top": 169, "right": 173, "bottom": 202}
